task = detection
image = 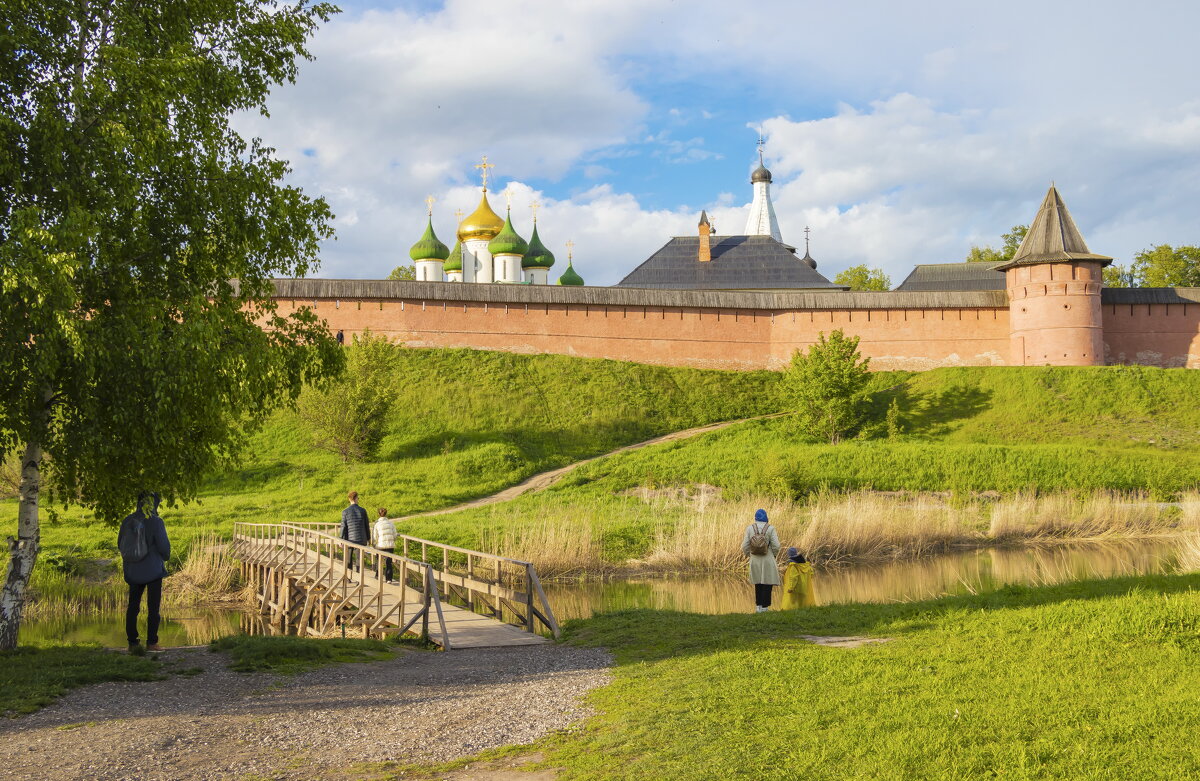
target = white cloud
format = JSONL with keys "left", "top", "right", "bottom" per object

{"left": 236, "top": 0, "right": 1200, "bottom": 287}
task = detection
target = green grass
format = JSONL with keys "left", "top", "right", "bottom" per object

{"left": 208, "top": 634, "right": 394, "bottom": 674}
{"left": 0, "top": 644, "right": 162, "bottom": 716}
{"left": 536, "top": 572, "right": 1200, "bottom": 780}
{"left": 13, "top": 348, "right": 781, "bottom": 561}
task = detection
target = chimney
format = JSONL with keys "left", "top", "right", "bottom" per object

{"left": 697, "top": 210, "right": 712, "bottom": 262}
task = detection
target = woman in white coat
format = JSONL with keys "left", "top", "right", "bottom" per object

{"left": 741, "top": 508, "right": 781, "bottom": 612}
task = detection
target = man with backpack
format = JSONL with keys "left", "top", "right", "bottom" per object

{"left": 340, "top": 490, "right": 370, "bottom": 578}
{"left": 741, "top": 508, "right": 781, "bottom": 612}
{"left": 118, "top": 492, "right": 171, "bottom": 651}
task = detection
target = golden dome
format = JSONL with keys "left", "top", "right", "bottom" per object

{"left": 457, "top": 191, "right": 505, "bottom": 242}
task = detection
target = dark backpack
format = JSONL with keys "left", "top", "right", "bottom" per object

{"left": 748, "top": 522, "right": 771, "bottom": 556}
{"left": 119, "top": 514, "right": 150, "bottom": 563}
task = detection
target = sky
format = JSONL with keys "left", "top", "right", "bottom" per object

{"left": 236, "top": 0, "right": 1200, "bottom": 287}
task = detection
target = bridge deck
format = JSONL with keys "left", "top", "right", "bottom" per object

{"left": 239, "top": 535, "right": 550, "bottom": 649}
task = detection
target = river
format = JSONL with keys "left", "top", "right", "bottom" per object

{"left": 20, "top": 537, "right": 1196, "bottom": 647}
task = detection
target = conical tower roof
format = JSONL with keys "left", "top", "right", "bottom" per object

{"left": 996, "top": 185, "right": 1112, "bottom": 270}
{"left": 488, "top": 209, "right": 529, "bottom": 256}
{"left": 522, "top": 224, "right": 555, "bottom": 269}
{"left": 408, "top": 217, "right": 450, "bottom": 261}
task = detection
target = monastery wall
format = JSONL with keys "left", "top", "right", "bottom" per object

{"left": 269, "top": 281, "right": 1015, "bottom": 371}
{"left": 1100, "top": 289, "right": 1200, "bottom": 368}
{"left": 265, "top": 281, "right": 1200, "bottom": 372}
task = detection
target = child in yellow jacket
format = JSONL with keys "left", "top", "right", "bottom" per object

{"left": 781, "top": 547, "right": 817, "bottom": 609}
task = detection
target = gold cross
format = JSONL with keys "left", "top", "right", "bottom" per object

{"left": 425, "top": 195, "right": 435, "bottom": 216}
{"left": 565, "top": 239, "right": 574, "bottom": 261}
{"left": 455, "top": 208, "right": 463, "bottom": 224}
{"left": 474, "top": 155, "right": 495, "bottom": 191}
{"left": 505, "top": 187, "right": 512, "bottom": 210}
{"left": 530, "top": 199, "right": 541, "bottom": 222}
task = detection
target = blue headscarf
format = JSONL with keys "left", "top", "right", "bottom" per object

{"left": 754, "top": 508, "right": 768, "bottom": 523}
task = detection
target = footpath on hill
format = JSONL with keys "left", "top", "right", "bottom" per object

{"left": 405, "top": 413, "right": 784, "bottom": 520}
{"left": 0, "top": 644, "right": 610, "bottom": 781}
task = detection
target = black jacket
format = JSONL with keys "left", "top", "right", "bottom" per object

{"left": 340, "top": 503, "right": 369, "bottom": 544}
{"left": 118, "top": 511, "right": 171, "bottom": 585}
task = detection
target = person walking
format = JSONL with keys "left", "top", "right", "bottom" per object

{"left": 780, "top": 547, "right": 817, "bottom": 609}
{"left": 741, "top": 508, "right": 781, "bottom": 613}
{"left": 373, "top": 507, "right": 397, "bottom": 582}
{"left": 340, "top": 490, "right": 370, "bottom": 578}
{"left": 117, "top": 492, "right": 171, "bottom": 652}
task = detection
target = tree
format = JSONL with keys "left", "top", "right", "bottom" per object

{"left": 966, "top": 225, "right": 1029, "bottom": 263}
{"left": 1129, "top": 244, "right": 1200, "bottom": 287}
{"left": 0, "top": 0, "right": 342, "bottom": 648}
{"left": 298, "top": 332, "right": 401, "bottom": 462}
{"left": 388, "top": 264, "right": 416, "bottom": 281}
{"left": 1103, "top": 264, "right": 1135, "bottom": 288}
{"left": 784, "top": 330, "right": 872, "bottom": 444}
{"left": 833, "top": 265, "right": 891, "bottom": 291}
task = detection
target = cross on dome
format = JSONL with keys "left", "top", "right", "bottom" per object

{"left": 530, "top": 199, "right": 541, "bottom": 223}
{"left": 565, "top": 239, "right": 574, "bottom": 261}
{"left": 425, "top": 195, "right": 435, "bottom": 216}
{"left": 474, "top": 155, "right": 495, "bottom": 191}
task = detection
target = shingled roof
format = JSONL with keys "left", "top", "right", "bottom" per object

{"left": 997, "top": 186, "right": 1112, "bottom": 270}
{"left": 894, "top": 262, "right": 1007, "bottom": 292}
{"left": 616, "top": 235, "right": 845, "bottom": 290}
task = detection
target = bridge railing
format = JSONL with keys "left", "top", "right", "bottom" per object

{"left": 232, "top": 522, "right": 453, "bottom": 648}
{"left": 249, "top": 520, "right": 560, "bottom": 638}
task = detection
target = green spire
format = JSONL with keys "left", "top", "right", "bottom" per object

{"left": 487, "top": 209, "right": 529, "bottom": 257}
{"left": 409, "top": 217, "right": 450, "bottom": 261}
{"left": 557, "top": 261, "right": 584, "bottom": 286}
{"left": 442, "top": 239, "right": 463, "bottom": 272}
{"left": 522, "top": 224, "right": 555, "bottom": 269}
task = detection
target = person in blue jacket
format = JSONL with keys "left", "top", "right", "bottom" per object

{"left": 117, "top": 492, "right": 171, "bottom": 652}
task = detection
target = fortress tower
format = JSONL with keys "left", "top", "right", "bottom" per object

{"left": 997, "top": 186, "right": 1112, "bottom": 366}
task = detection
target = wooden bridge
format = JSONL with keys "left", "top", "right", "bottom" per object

{"left": 232, "top": 522, "right": 559, "bottom": 650}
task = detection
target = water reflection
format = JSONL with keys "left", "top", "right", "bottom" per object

{"left": 20, "top": 609, "right": 242, "bottom": 648}
{"left": 19, "top": 539, "right": 1193, "bottom": 645}
{"left": 542, "top": 538, "right": 1188, "bottom": 621}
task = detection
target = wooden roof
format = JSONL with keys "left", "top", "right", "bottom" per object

{"left": 997, "top": 186, "right": 1112, "bottom": 269}
{"left": 615, "top": 235, "right": 845, "bottom": 290}
{"left": 266, "top": 278, "right": 1006, "bottom": 310}
{"left": 894, "top": 262, "right": 1006, "bottom": 292}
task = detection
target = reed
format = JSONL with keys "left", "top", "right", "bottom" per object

{"left": 464, "top": 488, "right": 1200, "bottom": 576}
{"left": 167, "top": 536, "right": 252, "bottom": 607}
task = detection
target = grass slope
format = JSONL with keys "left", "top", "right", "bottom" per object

{"left": 20, "top": 348, "right": 780, "bottom": 563}
{"left": 544, "top": 573, "right": 1200, "bottom": 780}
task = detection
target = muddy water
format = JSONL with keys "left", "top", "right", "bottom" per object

{"left": 20, "top": 538, "right": 1195, "bottom": 647}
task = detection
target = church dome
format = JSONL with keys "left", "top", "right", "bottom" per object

{"left": 522, "top": 224, "right": 555, "bottom": 269}
{"left": 751, "top": 163, "right": 772, "bottom": 184}
{"left": 488, "top": 211, "right": 529, "bottom": 256}
{"left": 408, "top": 217, "right": 450, "bottom": 261}
{"left": 557, "top": 261, "right": 584, "bottom": 286}
{"left": 457, "top": 192, "right": 505, "bottom": 242}
{"left": 443, "top": 239, "right": 463, "bottom": 272}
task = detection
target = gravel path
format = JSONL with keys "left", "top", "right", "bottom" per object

{"left": 0, "top": 644, "right": 611, "bottom": 781}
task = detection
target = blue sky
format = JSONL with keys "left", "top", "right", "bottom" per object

{"left": 236, "top": 0, "right": 1200, "bottom": 286}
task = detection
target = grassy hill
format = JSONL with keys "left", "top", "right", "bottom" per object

{"left": 19, "top": 354, "right": 1200, "bottom": 569}
{"left": 27, "top": 348, "right": 783, "bottom": 562}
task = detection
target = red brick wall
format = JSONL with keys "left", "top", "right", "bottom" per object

{"left": 1103, "top": 302, "right": 1200, "bottom": 368}
{"left": 277, "top": 296, "right": 1012, "bottom": 371}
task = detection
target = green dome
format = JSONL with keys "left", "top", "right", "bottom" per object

{"left": 442, "top": 239, "right": 463, "bottom": 272}
{"left": 557, "top": 261, "right": 584, "bottom": 286}
{"left": 487, "top": 212, "right": 528, "bottom": 257}
{"left": 521, "top": 224, "right": 555, "bottom": 269}
{"left": 409, "top": 218, "right": 450, "bottom": 261}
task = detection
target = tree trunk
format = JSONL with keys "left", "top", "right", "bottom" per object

{"left": 0, "top": 439, "right": 42, "bottom": 650}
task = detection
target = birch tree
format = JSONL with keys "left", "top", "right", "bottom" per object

{"left": 0, "top": 0, "right": 342, "bottom": 648}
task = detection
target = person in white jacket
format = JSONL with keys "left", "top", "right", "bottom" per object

{"left": 372, "top": 508, "right": 397, "bottom": 582}
{"left": 741, "top": 508, "right": 781, "bottom": 612}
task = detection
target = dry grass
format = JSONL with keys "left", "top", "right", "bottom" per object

{"left": 167, "top": 536, "right": 253, "bottom": 607}
{"left": 475, "top": 489, "right": 1200, "bottom": 575}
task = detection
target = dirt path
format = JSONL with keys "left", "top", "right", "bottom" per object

{"left": 407, "top": 414, "right": 779, "bottom": 520}
{"left": 0, "top": 644, "right": 610, "bottom": 781}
